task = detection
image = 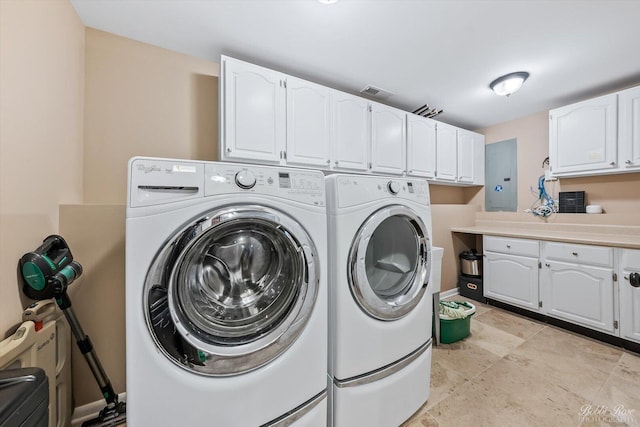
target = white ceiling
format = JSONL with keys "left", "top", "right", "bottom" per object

{"left": 70, "top": 0, "right": 640, "bottom": 130}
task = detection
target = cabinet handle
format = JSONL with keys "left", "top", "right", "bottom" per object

{"left": 572, "top": 251, "right": 578, "bottom": 256}
{"left": 283, "top": 151, "right": 287, "bottom": 160}
{"left": 326, "top": 160, "right": 330, "bottom": 165}
{"left": 626, "top": 160, "right": 633, "bottom": 165}
{"left": 610, "top": 161, "right": 616, "bottom": 166}
{"left": 545, "top": 263, "right": 550, "bottom": 267}
{"left": 506, "top": 244, "right": 511, "bottom": 249}
{"left": 335, "top": 161, "right": 338, "bottom": 166}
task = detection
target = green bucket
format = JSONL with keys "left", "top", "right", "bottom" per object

{"left": 439, "top": 301, "right": 476, "bottom": 344}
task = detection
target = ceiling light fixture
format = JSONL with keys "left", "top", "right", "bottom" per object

{"left": 318, "top": 0, "right": 338, "bottom": 4}
{"left": 489, "top": 71, "right": 530, "bottom": 97}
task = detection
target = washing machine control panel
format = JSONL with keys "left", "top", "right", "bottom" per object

{"left": 205, "top": 164, "right": 325, "bottom": 206}
{"left": 234, "top": 170, "right": 257, "bottom": 189}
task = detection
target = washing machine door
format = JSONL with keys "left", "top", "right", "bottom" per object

{"left": 348, "top": 205, "right": 430, "bottom": 321}
{"left": 143, "top": 205, "right": 319, "bottom": 376}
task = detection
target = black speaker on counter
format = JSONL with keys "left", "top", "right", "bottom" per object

{"left": 559, "top": 191, "right": 586, "bottom": 213}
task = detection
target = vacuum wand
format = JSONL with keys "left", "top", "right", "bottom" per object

{"left": 19, "top": 235, "right": 125, "bottom": 425}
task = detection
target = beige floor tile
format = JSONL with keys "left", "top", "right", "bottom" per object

{"left": 401, "top": 410, "right": 439, "bottom": 427}
{"left": 425, "top": 359, "right": 468, "bottom": 409}
{"left": 612, "top": 352, "right": 640, "bottom": 384}
{"left": 465, "top": 319, "right": 526, "bottom": 358}
{"left": 432, "top": 340, "right": 500, "bottom": 380}
{"left": 474, "top": 307, "right": 546, "bottom": 340}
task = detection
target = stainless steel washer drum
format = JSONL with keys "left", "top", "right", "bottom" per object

{"left": 144, "top": 205, "right": 319, "bottom": 376}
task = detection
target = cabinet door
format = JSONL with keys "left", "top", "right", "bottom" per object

{"left": 543, "top": 261, "right": 615, "bottom": 334}
{"left": 406, "top": 115, "right": 436, "bottom": 178}
{"left": 435, "top": 122, "right": 457, "bottom": 181}
{"left": 285, "top": 76, "right": 331, "bottom": 167}
{"left": 484, "top": 251, "right": 540, "bottom": 311}
{"left": 457, "top": 129, "right": 476, "bottom": 183}
{"left": 549, "top": 93, "right": 618, "bottom": 175}
{"left": 619, "top": 249, "right": 640, "bottom": 343}
{"left": 331, "top": 91, "right": 369, "bottom": 172}
{"left": 221, "top": 57, "right": 285, "bottom": 163}
{"left": 370, "top": 103, "right": 406, "bottom": 175}
{"left": 619, "top": 85, "right": 640, "bottom": 170}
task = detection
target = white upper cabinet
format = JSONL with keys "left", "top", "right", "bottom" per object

{"left": 549, "top": 93, "right": 618, "bottom": 176}
{"left": 406, "top": 115, "right": 436, "bottom": 178}
{"left": 286, "top": 76, "right": 331, "bottom": 168}
{"left": 457, "top": 129, "right": 486, "bottom": 184}
{"left": 619, "top": 85, "right": 640, "bottom": 171}
{"left": 435, "top": 122, "right": 458, "bottom": 182}
{"left": 370, "top": 103, "right": 406, "bottom": 175}
{"left": 331, "top": 90, "right": 370, "bottom": 172}
{"left": 221, "top": 56, "right": 285, "bottom": 163}
{"left": 220, "top": 56, "right": 484, "bottom": 186}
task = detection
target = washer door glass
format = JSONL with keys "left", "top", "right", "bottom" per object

{"left": 349, "top": 205, "right": 430, "bottom": 320}
{"left": 144, "top": 205, "right": 319, "bottom": 376}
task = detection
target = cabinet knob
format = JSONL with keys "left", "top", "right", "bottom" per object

{"left": 610, "top": 161, "right": 616, "bottom": 166}
{"left": 227, "top": 148, "right": 231, "bottom": 153}
{"left": 506, "top": 244, "right": 511, "bottom": 249}
{"left": 334, "top": 161, "right": 338, "bottom": 166}
{"left": 545, "top": 263, "right": 550, "bottom": 267}
{"left": 326, "top": 160, "right": 330, "bottom": 165}
{"left": 626, "top": 160, "right": 633, "bottom": 165}
{"left": 572, "top": 252, "right": 578, "bottom": 256}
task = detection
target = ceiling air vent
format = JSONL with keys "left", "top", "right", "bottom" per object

{"left": 360, "top": 85, "right": 393, "bottom": 100}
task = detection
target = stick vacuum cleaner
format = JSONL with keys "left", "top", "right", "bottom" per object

{"left": 19, "top": 235, "right": 126, "bottom": 427}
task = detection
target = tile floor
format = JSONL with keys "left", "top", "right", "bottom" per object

{"left": 403, "top": 296, "right": 640, "bottom": 427}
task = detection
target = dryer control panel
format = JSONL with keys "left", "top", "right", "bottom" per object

{"left": 332, "top": 175, "right": 430, "bottom": 209}
{"left": 204, "top": 164, "right": 325, "bottom": 206}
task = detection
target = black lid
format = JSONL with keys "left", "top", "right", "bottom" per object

{"left": 459, "top": 250, "right": 481, "bottom": 261}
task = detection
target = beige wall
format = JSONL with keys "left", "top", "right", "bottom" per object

{"left": 83, "top": 28, "right": 219, "bottom": 204}
{"left": 0, "top": 0, "right": 85, "bottom": 337}
{"left": 471, "top": 110, "right": 640, "bottom": 222}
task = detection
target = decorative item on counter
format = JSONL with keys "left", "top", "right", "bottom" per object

{"left": 586, "top": 204, "right": 603, "bottom": 214}
{"left": 559, "top": 191, "right": 586, "bottom": 213}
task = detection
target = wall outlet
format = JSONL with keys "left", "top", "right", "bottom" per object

{"left": 544, "top": 169, "right": 557, "bottom": 181}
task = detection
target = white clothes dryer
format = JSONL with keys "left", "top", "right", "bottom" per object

{"left": 126, "top": 157, "right": 327, "bottom": 426}
{"left": 325, "top": 174, "right": 433, "bottom": 427}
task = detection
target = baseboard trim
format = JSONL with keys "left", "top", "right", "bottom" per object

{"left": 439, "top": 288, "right": 459, "bottom": 299}
{"left": 71, "top": 392, "right": 126, "bottom": 427}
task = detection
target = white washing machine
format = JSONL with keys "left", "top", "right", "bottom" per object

{"left": 325, "top": 174, "right": 433, "bottom": 427}
{"left": 126, "top": 157, "right": 327, "bottom": 426}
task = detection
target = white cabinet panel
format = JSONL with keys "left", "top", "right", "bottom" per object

{"left": 619, "top": 85, "right": 640, "bottom": 170}
{"left": 544, "top": 242, "right": 613, "bottom": 268}
{"left": 619, "top": 249, "right": 640, "bottom": 343}
{"left": 543, "top": 261, "right": 615, "bottom": 334}
{"left": 484, "top": 236, "right": 539, "bottom": 258}
{"left": 549, "top": 93, "right": 618, "bottom": 175}
{"left": 484, "top": 251, "right": 540, "bottom": 311}
{"left": 370, "top": 103, "right": 406, "bottom": 175}
{"left": 286, "top": 76, "right": 331, "bottom": 167}
{"left": 406, "top": 115, "right": 436, "bottom": 178}
{"left": 457, "top": 129, "right": 475, "bottom": 183}
{"left": 331, "top": 91, "right": 369, "bottom": 172}
{"left": 222, "top": 57, "right": 285, "bottom": 163}
{"left": 435, "top": 122, "right": 457, "bottom": 182}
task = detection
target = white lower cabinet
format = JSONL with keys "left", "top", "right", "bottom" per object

{"left": 542, "top": 242, "right": 615, "bottom": 335}
{"left": 542, "top": 261, "right": 615, "bottom": 334}
{"left": 619, "top": 249, "right": 640, "bottom": 343}
{"left": 482, "top": 235, "right": 640, "bottom": 343}
{"left": 483, "top": 236, "right": 540, "bottom": 311}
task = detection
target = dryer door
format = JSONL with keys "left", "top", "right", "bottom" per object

{"left": 143, "top": 205, "right": 319, "bottom": 376}
{"left": 348, "top": 205, "right": 430, "bottom": 320}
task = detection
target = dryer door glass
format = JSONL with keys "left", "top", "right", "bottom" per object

{"left": 143, "top": 206, "right": 319, "bottom": 376}
{"left": 349, "top": 205, "right": 430, "bottom": 320}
